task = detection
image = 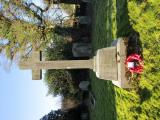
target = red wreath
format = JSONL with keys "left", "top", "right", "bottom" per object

{"left": 125, "top": 54, "right": 144, "bottom": 74}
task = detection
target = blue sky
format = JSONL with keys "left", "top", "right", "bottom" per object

{"left": 0, "top": 54, "right": 61, "bottom": 120}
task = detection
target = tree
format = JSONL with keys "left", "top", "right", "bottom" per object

{"left": 40, "top": 110, "right": 64, "bottom": 120}
{"left": 0, "top": 0, "right": 71, "bottom": 60}
{"left": 0, "top": 0, "right": 83, "bottom": 104}
{"left": 40, "top": 104, "right": 85, "bottom": 120}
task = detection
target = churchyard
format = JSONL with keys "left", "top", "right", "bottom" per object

{"left": 18, "top": 0, "right": 159, "bottom": 119}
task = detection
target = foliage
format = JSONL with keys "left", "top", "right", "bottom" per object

{"left": 60, "top": 3, "right": 75, "bottom": 15}
{"left": 40, "top": 110, "right": 65, "bottom": 120}
{"left": 128, "top": 0, "right": 160, "bottom": 119}
{"left": 0, "top": 0, "right": 72, "bottom": 60}
{"left": 128, "top": 0, "right": 160, "bottom": 74}
{"left": 0, "top": 0, "right": 55, "bottom": 60}
{"left": 44, "top": 36, "right": 79, "bottom": 97}
{"left": 0, "top": 16, "right": 42, "bottom": 59}
{"left": 40, "top": 104, "right": 84, "bottom": 120}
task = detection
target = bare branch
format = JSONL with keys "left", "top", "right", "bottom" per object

{"left": 8, "top": 6, "right": 19, "bottom": 20}
{"left": 27, "top": 1, "right": 52, "bottom": 13}
{"left": 1, "top": 0, "right": 43, "bottom": 24}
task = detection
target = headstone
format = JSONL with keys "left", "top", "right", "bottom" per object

{"left": 79, "top": 81, "right": 90, "bottom": 91}
{"left": 72, "top": 43, "right": 92, "bottom": 57}
{"left": 82, "top": 0, "right": 91, "bottom": 2}
{"left": 81, "top": 113, "right": 89, "bottom": 120}
{"left": 78, "top": 16, "right": 91, "bottom": 24}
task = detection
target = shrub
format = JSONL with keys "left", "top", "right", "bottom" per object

{"left": 128, "top": 0, "right": 160, "bottom": 119}
{"left": 44, "top": 36, "right": 79, "bottom": 98}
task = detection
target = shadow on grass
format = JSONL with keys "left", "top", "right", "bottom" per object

{"left": 116, "top": 0, "right": 134, "bottom": 37}
{"left": 138, "top": 87, "right": 152, "bottom": 103}
{"left": 116, "top": 0, "right": 143, "bottom": 57}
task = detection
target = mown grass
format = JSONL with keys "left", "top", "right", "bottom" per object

{"left": 89, "top": 0, "right": 159, "bottom": 120}
{"left": 89, "top": 0, "right": 117, "bottom": 120}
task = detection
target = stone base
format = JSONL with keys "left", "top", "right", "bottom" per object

{"left": 112, "top": 79, "right": 132, "bottom": 88}
{"left": 93, "top": 38, "right": 132, "bottom": 88}
{"left": 94, "top": 47, "right": 117, "bottom": 81}
{"left": 113, "top": 38, "right": 132, "bottom": 88}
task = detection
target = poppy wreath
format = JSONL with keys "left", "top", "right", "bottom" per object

{"left": 125, "top": 53, "right": 144, "bottom": 74}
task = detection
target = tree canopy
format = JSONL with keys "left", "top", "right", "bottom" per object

{"left": 0, "top": 0, "right": 72, "bottom": 60}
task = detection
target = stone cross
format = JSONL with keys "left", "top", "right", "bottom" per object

{"left": 19, "top": 52, "right": 94, "bottom": 80}
{"left": 19, "top": 51, "right": 42, "bottom": 80}
{"left": 19, "top": 38, "right": 131, "bottom": 88}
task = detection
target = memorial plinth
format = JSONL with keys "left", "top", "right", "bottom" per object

{"left": 19, "top": 38, "right": 131, "bottom": 88}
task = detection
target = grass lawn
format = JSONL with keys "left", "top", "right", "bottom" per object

{"left": 89, "top": 0, "right": 159, "bottom": 120}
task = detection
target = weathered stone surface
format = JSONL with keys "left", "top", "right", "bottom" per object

{"left": 19, "top": 51, "right": 42, "bottom": 80}
{"left": 94, "top": 47, "right": 118, "bottom": 81}
{"left": 78, "top": 16, "right": 91, "bottom": 24}
{"left": 79, "top": 81, "right": 90, "bottom": 91}
{"left": 33, "top": 60, "right": 94, "bottom": 70}
{"left": 112, "top": 38, "right": 132, "bottom": 88}
{"left": 82, "top": 0, "right": 91, "bottom": 2}
{"left": 72, "top": 43, "right": 92, "bottom": 57}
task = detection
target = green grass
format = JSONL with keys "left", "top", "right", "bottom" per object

{"left": 89, "top": 0, "right": 160, "bottom": 120}
{"left": 89, "top": 0, "right": 117, "bottom": 120}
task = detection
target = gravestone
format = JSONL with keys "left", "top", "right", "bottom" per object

{"left": 79, "top": 81, "right": 90, "bottom": 91}
{"left": 72, "top": 43, "right": 92, "bottom": 57}
{"left": 19, "top": 38, "right": 131, "bottom": 88}
{"left": 82, "top": 0, "right": 91, "bottom": 2}
{"left": 78, "top": 16, "right": 91, "bottom": 25}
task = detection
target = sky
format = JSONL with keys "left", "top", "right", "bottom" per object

{"left": 0, "top": 55, "right": 62, "bottom": 120}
